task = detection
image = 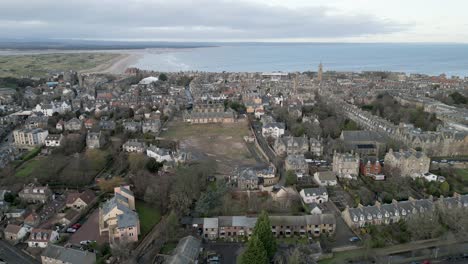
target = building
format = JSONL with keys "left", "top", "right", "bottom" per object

{"left": 45, "top": 134, "right": 64, "bottom": 147}
{"left": 41, "top": 244, "right": 96, "bottom": 264}
{"left": 188, "top": 214, "right": 335, "bottom": 239}
{"left": 4, "top": 224, "right": 28, "bottom": 243}
{"left": 142, "top": 120, "right": 161, "bottom": 133}
{"left": 64, "top": 118, "right": 83, "bottom": 131}
{"left": 183, "top": 104, "right": 236, "bottom": 124}
{"left": 285, "top": 154, "right": 308, "bottom": 175}
{"left": 236, "top": 168, "right": 259, "bottom": 190}
{"left": 13, "top": 128, "right": 49, "bottom": 148}
{"left": 309, "top": 137, "right": 323, "bottom": 157}
{"left": 146, "top": 146, "right": 173, "bottom": 162}
{"left": 313, "top": 171, "right": 337, "bottom": 186}
{"left": 19, "top": 184, "right": 53, "bottom": 204}
{"left": 384, "top": 149, "right": 430, "bottom": 177}
{"left": 332, "top": 151, "right": 360, "bottom": 179}
{"left": 165, "top": 236, "right": 201, "bottom": 264}
{"left": 123, "top": 121, "right": 142, "bottom": 133}
{"left": 339, "top": 194, "right": 468, "bottom": 229}
{"left": 262, "top": 122, "right": 285, "bottom": 139}
{"left": 300, "top": 187, "right": 328, "bottom": 204}
{"left": 340, "top": 130, "right": 387, "bottom": 157}
{"left": 123, "top": 140, "right": 147, "bottom": 153}
{"left": 360, "top": 158, "right": 383, "bottom": 179}
{"left": 27, "top": 228, "right": 59, "bottom": 248}
{"left": 65, "top": 189, "right": 96, "bottom": 211}
{"left": 99, "top": 186, "right": 140, "bottom": 244}
{"left": 274, "top": 136, "right": 309, "bottom": 156}
{"left": 86, "top": 132, "right": 105, "bottom": 149}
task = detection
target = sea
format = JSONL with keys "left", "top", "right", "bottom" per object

{"left": 130, "top": 43, "right": 468, "bottom": 77}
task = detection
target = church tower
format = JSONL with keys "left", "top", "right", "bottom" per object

{"left": 318, "top": 62, "right": 323, "bottom": 82}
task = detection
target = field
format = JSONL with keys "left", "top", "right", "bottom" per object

{"left": 161, "top": 120, "right": 262, "bottom": 175}
{"left": 0, "top": 53, "right": 119, "bottom": 78}
{"left": 136, "top": 200, "right": 161, "bottom": 236}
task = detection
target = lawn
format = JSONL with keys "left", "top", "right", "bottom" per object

{"left": 455, "top": 169, "right": 468, "bottom": 182}
{"left": 0, "top": 53, "right": 119, "bottom": 78}
{"left": 15, "top": 159, "right": 41, "bottom": 178}
{"left": 136, "top": 200, "right": 161, "bottom": 237}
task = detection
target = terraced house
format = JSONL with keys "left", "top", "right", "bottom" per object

{"left": 188, "top": 214, "right": 336, "bottom": 240}
{"left": 274, "top": 136, "right": 309, "bottom": 156}
{"left": 341, "top": 193, "right": 468, "bottom": 229}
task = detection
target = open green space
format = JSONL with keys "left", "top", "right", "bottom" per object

{"left": 136, "top": 200, "right": 161, "bottom": 236}
{"left": 15, "top": 159, "right": 41, "bottom": 178}
{"left": 0, "top": 53, "right": 119, "bottom": 78}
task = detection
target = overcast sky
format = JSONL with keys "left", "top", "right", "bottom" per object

{"left": 1, "top": 0, "right": 466, "bottom": 43}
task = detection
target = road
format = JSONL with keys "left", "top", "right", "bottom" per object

{"left": 0, "top": 240, "right": 39, "bottom": 264}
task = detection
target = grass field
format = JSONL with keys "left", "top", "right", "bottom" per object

{"left": 0, "top": 53, "right": 119, "bottom": 78}
{"left": 136, "top": 200, "right": 161, "bottom": 237}
{"left": 15, "top": 159, "right": 41, "bottom": 177}
{"left": 161, "top": 120, "right": 260, "bottom": 175}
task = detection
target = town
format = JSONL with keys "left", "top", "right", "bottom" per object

{"left": 0, "top": 64, "right": 467, "bottom": 264}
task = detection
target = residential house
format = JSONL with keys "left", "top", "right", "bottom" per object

{"left": 99, "top": 186, "right": 140, "bottom": 244}
{"left": 300, "top": 187, "right": 328, "bottom": 204}
{"left": 274, "top": 136, "right": 309, "bottom": 156}
{"left": 142, "top": 120, "right": 161, "bottom": 133}
{"left": 99, "top": 120, "right": 116, "bottom": 130}
{"left": 64, "top": 118, "right": 83, "bottom": 131}
{"left": 360, "top": 158, "right": 384, "bottom": 179}
{"left": 65, "top": 189, "right": 96, "bottom": 211}
{"left": 24, "top": 211, "right": 41, "bottom": 227}
{"left": 183, "top": 104, "right": 236, "bottom": 124}
{"left": 84, "top": 118, "right": 98, "bottom": 129}
{"left": 45, "top": 134, "right": 64, "bottom": 147}
{"left": 202, "top": 218, "right": 219, "bottom": 240}
{"left": 262, "top": 122, "right": 285, "bottom": 139}
{"left": 41, "top": 244, "right": 96, "bottom": 264}
{"left": 218, "top": 216, "right": 257, "bottom": 239}
{"left": 285, "top": 154, "right": 308, "bottom": 175}
{"left": 123, "top": 121, "right": 142, "bottom": 133}
{"left": 340, "top": 130, "right": 387, "bottom": 157}
{"left": 27, "top": 228, "right": 59, "bottom": 248}
{"left": 384, "top": 149, "right": 430, "bottom": 177}
{"left": 123, "top": 140, "right": 147, "bottom": 153}
{"left": 146, "top": 145, "right": 173, "bottom": 162}
{"left": 332, "top": 151, "right": 360, "bottom": 179}
{"left": 86, "top": 132, "right": 105, "bottom": 149}
{"left": 4, "top": 224, "right": 28, "bottom": 243}
{"left": 19, "top": 184, "right": 53, "bottom": 203}
{"left": 313, "top": 171, "right": 337, "bottom": 186}
{"left": 236, "top": 168, "right": 259, "bottom": 190}
{"left": 309, "top": 137, "right": 323, "bottom": 157}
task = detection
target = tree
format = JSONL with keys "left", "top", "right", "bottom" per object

{"left": 252, "top": 211, "right": 276, "bottom": 259}
{"left": 3, "top": 192, "right": 15, "bottom": 203}
{"left": 239, "top": 235, "right": 268, "bottom": 264}
{"left": 440, "top": 181, "right": 450, "bottom": 196}
{"left": 146, "top": 158, "right": 163, "bottom": 173}
{"left": 285, "top": 170, "right": 297, "bottom": 186}
{"left": 159, "top": 73, "right": 168, "bottom": 81}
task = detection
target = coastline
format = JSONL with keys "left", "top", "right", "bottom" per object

{"left": 81, "top": 53, "right": 143, "bottom": 75}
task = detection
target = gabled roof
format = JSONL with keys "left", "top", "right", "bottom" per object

{"left": 42, "top": 244, "right": 96, "bottom": 264}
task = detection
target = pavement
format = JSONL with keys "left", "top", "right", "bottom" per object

{"left": 68, "top": 209, "right": 107, "bottom": 246}
{"left": 0, "top": 240, "right": 39, "bottom": 264}
{"left": 203, "top": 242, "right": 243, "bottom": 264}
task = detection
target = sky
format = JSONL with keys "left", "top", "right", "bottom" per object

{"left": 0, "top": 0, "right": 467, "bottom": 43}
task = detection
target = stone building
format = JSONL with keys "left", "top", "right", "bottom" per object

{"left": 332, "top": 151, "right": 360, "bottom": 179}
{"left": 383, "top": 149, "right": 430, "bottom": 177}
{"left": 183, "top": 104, "right": 236, "bottom": 124}
{"left": 274, "top": 136, "right": 309, "bottom": 156}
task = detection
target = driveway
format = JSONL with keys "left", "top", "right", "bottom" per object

{"left": 0, "top": 240, "right": 39, "bottom": 264}
{"left": 203, "top": 242, "right": 243, "bottom": 264}
{"left": 68, "top": 209, "right": 107, "bottom": 246}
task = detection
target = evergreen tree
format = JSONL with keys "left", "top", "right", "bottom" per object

{"left": 252, "top": 210, "right": 277, "bottom": 259}
{"left": 239, "top": 235, "right": 268, "bottom": 264}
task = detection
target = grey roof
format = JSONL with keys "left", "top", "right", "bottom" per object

{"left": 302, "top": 187, "right": 328, "bottom": 197}
{"left": 117, "top": 210, "right": 139, "bottom": 229}
{"left": 316, "top": 171, "right": 337, "bottom": 181}
{"left": 42, "top": 244, "right": 96, "bottom": 264}
{"left": 203, "top": 218, "right": 218, "bottom": 229}
{"left": 341, "top": 130, "right": 386, "bottom": 143}
{"left": 263, "top": 122, "right": 285, "bottom": 129}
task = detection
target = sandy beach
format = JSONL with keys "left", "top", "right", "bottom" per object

{"left": 80, "top": 52, "right": 143, "bottom": 74}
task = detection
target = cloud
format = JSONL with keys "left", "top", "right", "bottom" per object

{"left": 0, "top": 0, "right": 407, "bottom": 40}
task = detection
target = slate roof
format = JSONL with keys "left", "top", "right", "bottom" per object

{"left": 42, "top": 244, "right": 96, "bottom": 264}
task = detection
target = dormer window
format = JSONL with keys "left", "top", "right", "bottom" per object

{"left": 353, "top": 216, "right": 358, "bottom": 222}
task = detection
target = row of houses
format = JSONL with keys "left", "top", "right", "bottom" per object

{"left": 342, "top": 193, "right": 468, "bottom": 229}
{"left": 186, "top": 214, "right": 336, "bottom": 240}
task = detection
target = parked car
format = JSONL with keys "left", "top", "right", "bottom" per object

{"left": 349, "top": 236, "right": 360, "bottom": 242}
{"left": 66, "top": 228, "right": 77, "bottom": 233}
{"left": 72, "top": 223, "right": 82, "bottom": 229}
{"left": 80, "top": 240, "right": 95, "bottom": 245}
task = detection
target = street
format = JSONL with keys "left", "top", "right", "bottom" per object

{"left": 0, "top": 240, "right": 39, "bottom": 264}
